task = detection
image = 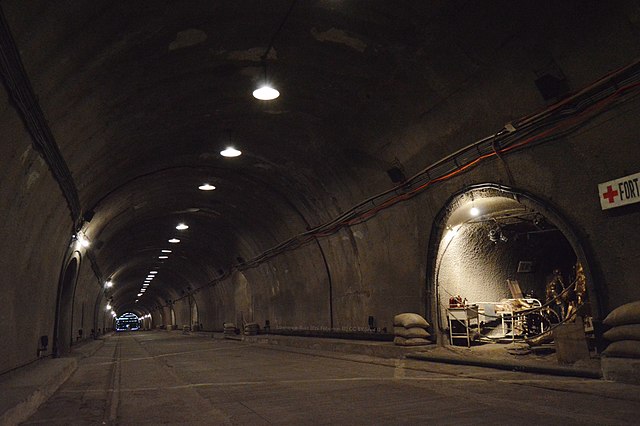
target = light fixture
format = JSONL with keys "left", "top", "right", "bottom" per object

{"left": 77, "top": 232, "right": 91, "bottom": 248}
{"left": 105, "top": 280, "right": 113, "bottom": 288}
{"left": 220, "top": 147, "right": 242, "bottom": 157}
{"left": 159, "top": 255, "right": 169, "bottom": 259}
{"left": 198, "top": 184, "right": 216, "bottom": 191}
{"left": 149, "top": 271, "right": 158, "bottom": 274}
{"left": 253, "top": 85, "right": 279, "bottom": 100}
{"left": 106, "top": 304, "right": 112, "bottom": 310}
{"left": 253, "top": 59, "right": 279, "bottom": 100}
{"left": 135, "top": 299, "right": 139, "bottom": 303}
{"left": 168, "top": 238, "right": 180, "bottom": 243}
{"left": 161, "top": 249, "right": 172, "bottom": 253}
{"left": 143, "top": 283, "right": 149, "bottom": 287}
{"left": 137, "top": 293, "right": 142, "bottom": 297}
{"left": 470, "top": 207, "right": 480, "bottom": 216}
{"left": 176, "top": 223, "right": 189, "bottom": 230}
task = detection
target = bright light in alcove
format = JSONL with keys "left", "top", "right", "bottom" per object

{"left": 220, "top": 147, "right": 242, "bottom": 157}
{"left": 470, "top": 207, "right": 480, "bottom": 216}
{"left": 106, "top": 304, "right": 112, "bottom": 310}
{"left": 105, "top": 280, "right": 113, "bottom": 288}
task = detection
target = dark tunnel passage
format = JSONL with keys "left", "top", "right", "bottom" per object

{"left": 1, "top": 2, "right": 640, "bottom": 421}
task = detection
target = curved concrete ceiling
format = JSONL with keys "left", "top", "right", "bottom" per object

{"left": 1, "top": 1, "right": 616, "bottom": 314}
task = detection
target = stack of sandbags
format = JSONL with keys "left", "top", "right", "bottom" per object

{"left": 244, "top": 322, "right": 260, "bottom": 336}
{"left": 393, "top": 313, "right": 431, "bottom": 346}
{"left": 602, "top": 300, "right": 640, "bottom": 384}
{"left": 223, "top": 322, "right": 236, "bottom": 338}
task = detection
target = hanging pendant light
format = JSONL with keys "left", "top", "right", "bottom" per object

{"left": 253, "top": 59, "right": 279, "bottom": 100}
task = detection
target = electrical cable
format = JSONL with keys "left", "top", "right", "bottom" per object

{"left": 158, "top": 60, "right": 640, "bottom": 309}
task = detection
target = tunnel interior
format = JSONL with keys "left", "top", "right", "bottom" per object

{"left": 0, "top": 1, "right": 639, "bottom": 383}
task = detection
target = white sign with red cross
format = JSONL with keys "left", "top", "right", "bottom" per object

{"left": 598, "top": 172, "right": 640, "bottom": 210}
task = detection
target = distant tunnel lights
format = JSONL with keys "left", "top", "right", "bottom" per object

{"left": 137, "top": 293, "right": 142, "bottom": 297}
{"left": 105, "top": 280, "right": 113, "bottom": 288}
{"left": 159, "top": 256, "right": 169, "bottom": 259}
{"left": 176, "top": 223, "right": 189, "bottom": 230}
{"left": 198, "top": 184, "right": 216, "bottom": 191}
{"left": 168, "top": 238, "right": 180, "bottom": 243}
{"left": 149, "top": 271, "right": 158, "bottom": 274}
{"left": 161, "top": 250, "right": 172, "bottom": 253}
{"left": 106, "top": 304, "right": 112, "bottom": 310}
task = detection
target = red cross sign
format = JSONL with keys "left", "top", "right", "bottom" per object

{"left": 602, "top": 185, "right": 618, "bottom": 204}
{"left": 598, "top": 172, "right": 640, "bottom": 210}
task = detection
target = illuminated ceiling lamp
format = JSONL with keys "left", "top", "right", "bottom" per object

{"left": 253, "top": 58, "right": 279, "bottom": 100}
{"left": 198, "top": 183, "right": 216, "bottom": 191}
{"left": 220, "top": 147, "right": 241, "bottom": 157}
{"left": 252, "top": 0, "right": 296, "bottom": 101}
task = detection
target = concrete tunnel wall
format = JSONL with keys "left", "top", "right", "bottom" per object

{"left": 0, "top": 2, "right": 639, "bottom": 375}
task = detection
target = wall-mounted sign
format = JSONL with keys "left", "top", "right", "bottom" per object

{"left": 598, "top": 172, "right": 640, "bottom": 210}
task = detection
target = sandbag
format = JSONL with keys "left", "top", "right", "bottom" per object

{"left": 603, "top": 340, "right": 640, "bottom": 359}
{"left": 393, "top": 336, "right": 430, "bottom": 346}
{"left": 604, "top": 324, "right": 640, "bottom": 342}
{"left": 603, "top": 301, "right": 640, "bottom": 327}
{"left": 393, "top": 313, "right": 429, "bottom": 328}
{"left": 394, "top": 326, "right": 430, "bottom": 339}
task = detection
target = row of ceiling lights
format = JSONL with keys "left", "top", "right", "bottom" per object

{"left": 99, "top": 147, "right": 243, "bottom": 309}
{"left": 134, "top": 222, "right": 190, "bottom": 304}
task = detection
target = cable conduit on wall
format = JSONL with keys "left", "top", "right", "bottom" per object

{"left": 0, "top": 7, "right": 105, "bottom": 288}
{"left": 0, "top": 6, "right": 81, "bottom": 223}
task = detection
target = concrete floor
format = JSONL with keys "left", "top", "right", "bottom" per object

{"left": 22, "top": 331, "right": 640, "bottom": 425}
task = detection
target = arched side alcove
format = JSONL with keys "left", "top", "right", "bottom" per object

{"left": 426, "top": 184, "right": 600, "bottom": 347}
{"left": 53, "top": 253, "right": 80, "bottom": 356}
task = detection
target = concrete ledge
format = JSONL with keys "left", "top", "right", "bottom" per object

{"left": 406, "top": 351, "right": 602, "bottom": 378}
{"left": 243, "top": 334, "right": 434, "bottom": 359}
{"left": 0, "top": 357, "right": 77, "bottom": 426}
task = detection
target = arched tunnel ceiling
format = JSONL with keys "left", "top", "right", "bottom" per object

{"left": 1, "top": 1, "right": 618, "bottom": 312}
